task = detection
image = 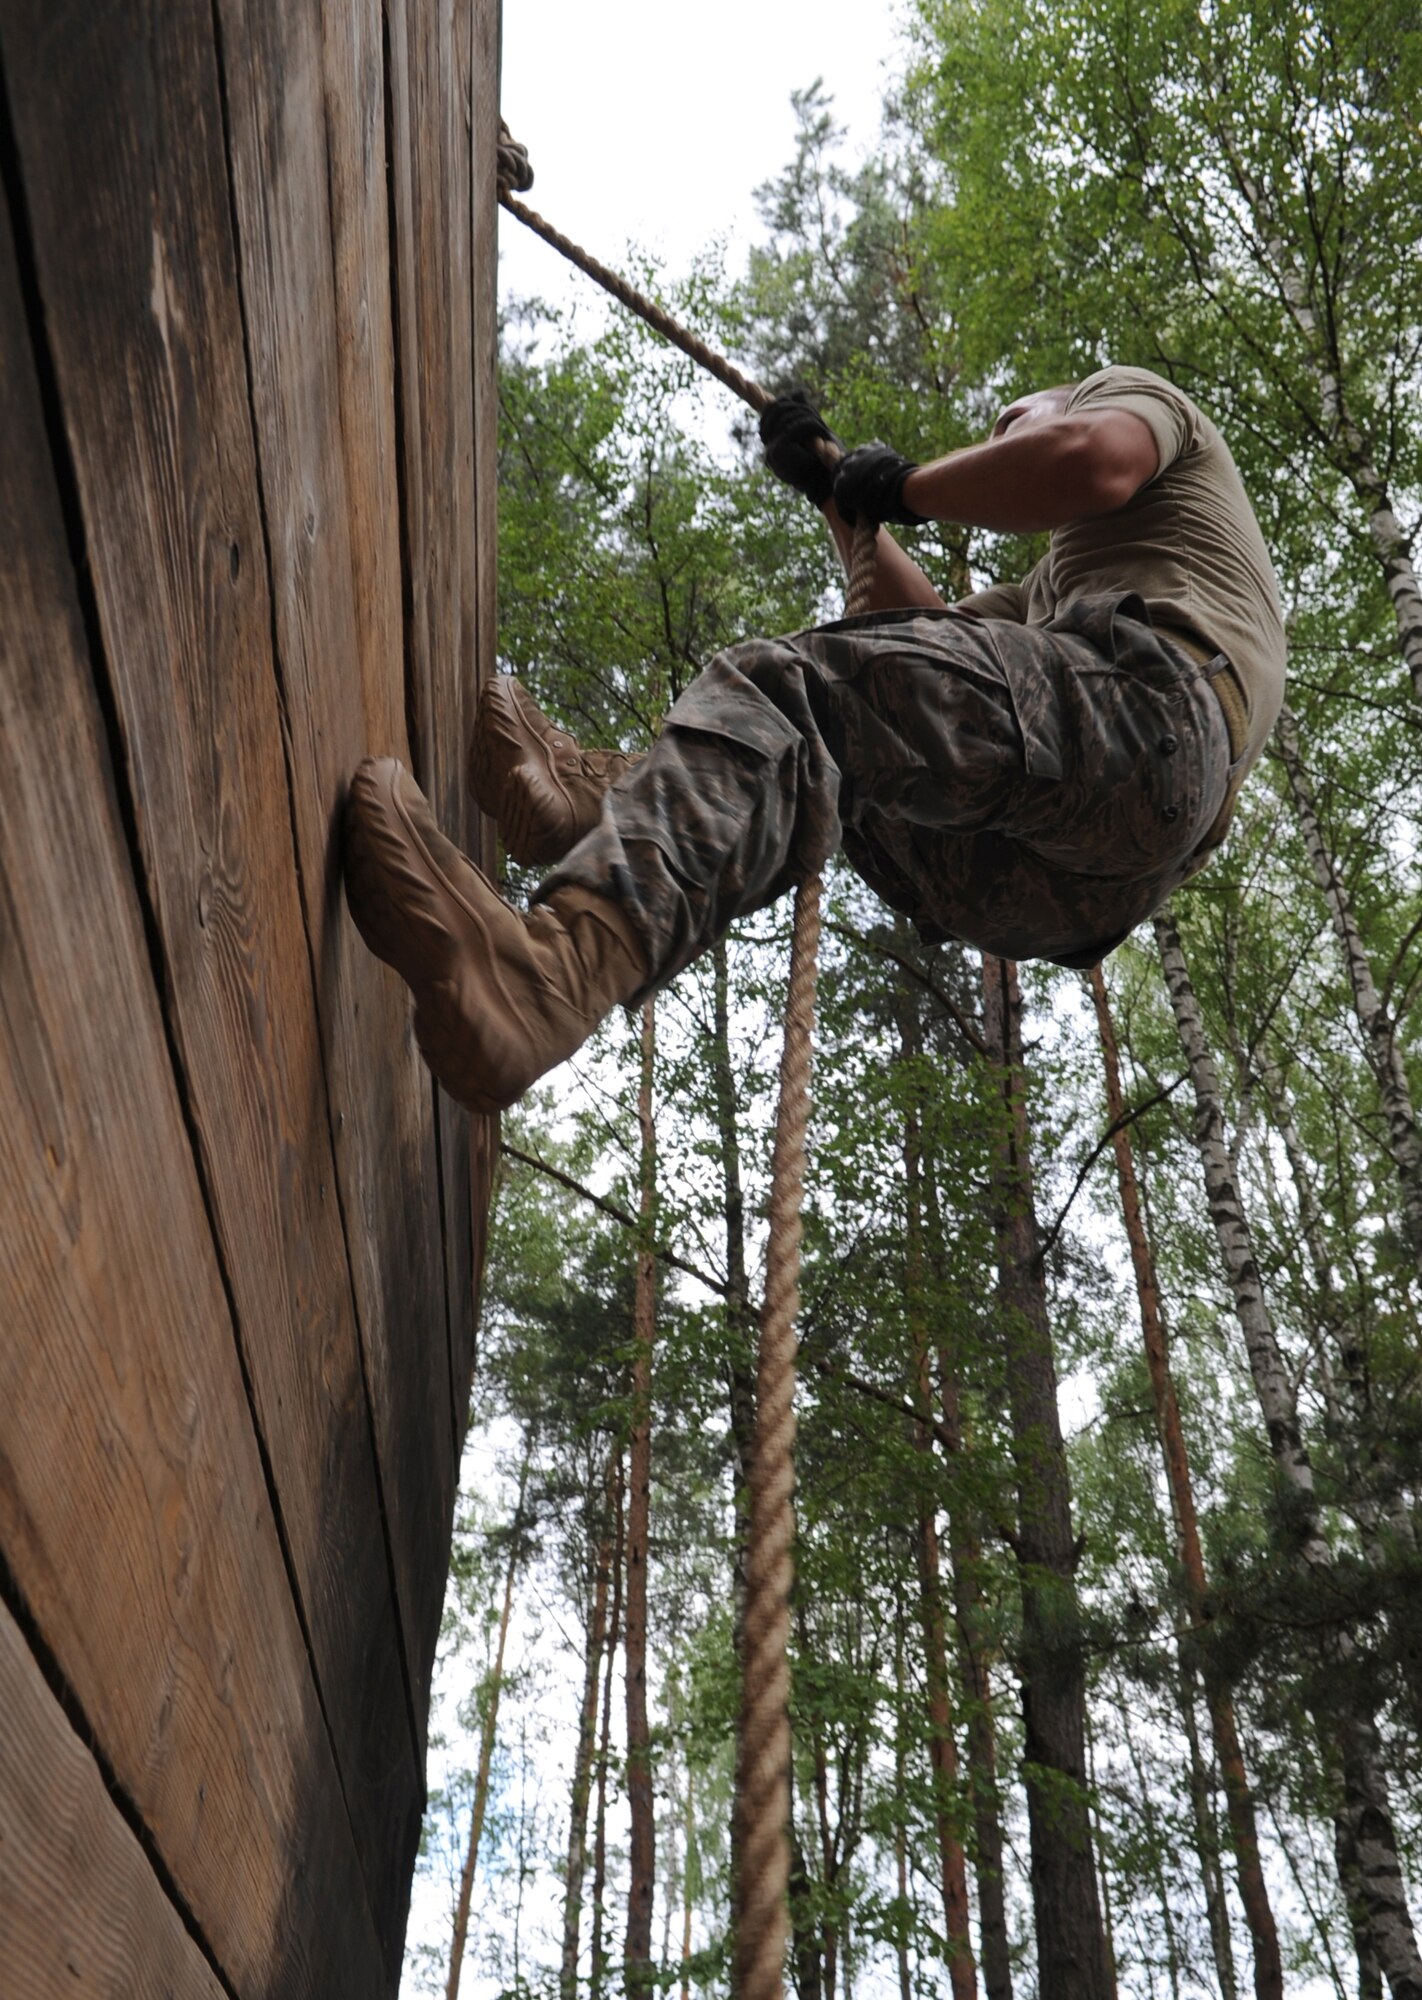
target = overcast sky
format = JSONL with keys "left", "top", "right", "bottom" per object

{"left": 497, "top": 0, "right": 909, "bottom": 317}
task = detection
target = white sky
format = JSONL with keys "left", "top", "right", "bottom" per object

{"left": 497, "top": 0, "right": 909, "bottom": 316}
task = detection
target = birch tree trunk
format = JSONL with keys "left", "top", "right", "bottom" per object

{"left": 561, "top": 1453, "right": 617, "bottom": 2000}
{"left": 1156, "top": 909, "right": 1422, "bottom": 1998}
{"left": 625, "top": 996, "right": 658, "bottom": 1998}
{"left": 893, "top": 1617, "right": 915, "bottom": 2000}
{"left": 679, "top": 1751, "right": 695, "bottom": 2000}
{"left": 1272, "top": 706, "right": 1422, "bottom": 1268}
{"left": 981, "top": 954, "right": 1115, "bottom": 2000}
{"left": 447, "top": 1443, "right": 533, "bottom": 2000}
{"left": 1207, "top": 117, "right": 1422, "bottom": 696}
{"left": 1088, "top": 964, "right": 1282, "bottom": 2000}
{"left": 1254, "top": 1054, "right": 1422, "bottom": 1724}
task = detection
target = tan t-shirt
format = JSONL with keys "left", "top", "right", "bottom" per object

{"left": 960, "top": 366, "right": 1286, "bottom": 770}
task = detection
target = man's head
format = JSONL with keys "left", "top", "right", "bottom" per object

{"left": 991, "top": 385, "right": 1078, "bottom": 440}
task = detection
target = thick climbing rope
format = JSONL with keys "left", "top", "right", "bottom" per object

{"left": 497, "top": 125, "right": 878, "bottom": 2000}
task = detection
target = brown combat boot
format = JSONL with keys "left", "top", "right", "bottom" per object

{"left": 343, "top": 758, "right": 648, "bottom": 1113}
{"left": 468, "top": 675, "right": 637, "bottom": 865}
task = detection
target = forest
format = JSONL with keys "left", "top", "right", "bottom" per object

{"left": 404, "top": 1, "right": 1422, "bottom": 1994}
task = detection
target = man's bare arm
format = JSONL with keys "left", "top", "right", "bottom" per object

{"left": 899, "top": 408, "right": 1159, "bottom": 535}
{"left": 820, "top": 498, "right": 949, "bottom": 613}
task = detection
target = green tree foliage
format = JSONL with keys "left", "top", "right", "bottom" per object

{"left": 407, "top": 8, "right": 1422, "bottom": 1992}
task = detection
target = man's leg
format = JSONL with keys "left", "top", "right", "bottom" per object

{"left": 343, "top": 635, "right": 845, "bottom": 1112}
{"left": 470, "top": 677, "right": 637, "bottom": 866}
{"left": 342, "top": 759, "right": 648, "bottom": 1114}
{"left": 530, "top": 598, "right": 1229, "bottom": 978}
{"left": 532, "top": 637, "right": 844, "bottom": 997}
{"left": 345, "top": 601, "right": 1215, "bottom": 1111}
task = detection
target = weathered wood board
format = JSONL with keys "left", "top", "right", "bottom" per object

{"left": 0, "top": 178, "right": 386, "bottom": 2000}
{"left": 0, "top": 0, "right": 502, "bottom": 1983}
{"left": 383, "top": 0, "right": 485, "bottom": 1460}
{"left": 1, "top": 0, "right": 425, "bottom": 1961}
{"left": 0, "top": 1599, "right": 227, "bottom": 2000}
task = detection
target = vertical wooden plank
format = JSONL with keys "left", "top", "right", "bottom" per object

{"left": 0, "top": 187, "right": 383, "bottom": 2000}
{"left": 0, "top": 0, "right": 420, "bottom": 1962}
{"left": 384, "top": 0, "right": 478, "bottom": 1469}
{"left": 0, "top": 1600, "right": 227, "bottom": 2000}
{"left": 214, "top": 0, "right": 459, "bottom": 1792}
{"left": 317, "top": 0, "right": 409, "bottom": 757}
{"left": 463, "top": 0, "right": 503, "bottom": 1420}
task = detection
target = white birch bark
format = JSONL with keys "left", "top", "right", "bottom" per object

{"left": 1156, "top": 910, "right": 1422, "bottom": 1998}
{"left": 1210, "top": 124, "right": 1422, "bottom": 695}
{"left": 1272, "top": 706, "right": 1422, "bottom": 1263}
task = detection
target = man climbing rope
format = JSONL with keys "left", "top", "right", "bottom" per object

{"left": 343, "top": 364, "right": 1284, "bottom": 1114}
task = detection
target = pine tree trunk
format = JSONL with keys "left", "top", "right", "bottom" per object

{"left": 795, "top": 1628, "right": 840, "bottom": 2000}
{"left": 1272, "top": 707, "right": 1422, "bottom": 1268}
{"left": 788, "top": 1806, "right": 825, "bottom": 2000}
{"left": 1156, "top": 909, "right": 1422, "bottom": 1999}
{"left": 1088, "top": 964, "right": 1282, "bottom": 2000}
{"left": 625, "top": 997, "right": 658, "bottom": 1998}
{"left": 562, "top": 1452, "right": 618, "bottom": 2000}
{"left": 592, "top": 1452, "right": 626, "bottom": 2000}
{"left": 980, "top": 954, "right": 1114, "bottom": 2000}
{"left": 1176, "top": 1659, "right": 1239, "bottom": 2000}
{"left": 897, "top": 975, "right": 979, "bottom": 1998}
{"left": 447, "top": 1444, "right": 532, "bottom": 2000}
{"left": 924, "top": 1154, "right": 1016, "bottom": 2000}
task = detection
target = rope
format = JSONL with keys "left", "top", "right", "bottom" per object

{"left": 498, "top": 124, "right": 878, "bottom": 2000}
{"left": 497, "top": 125, "right": 769, "bottom": 414}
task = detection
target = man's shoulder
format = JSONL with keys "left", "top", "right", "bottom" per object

{"left": 1069, "top": 363, "right": 1201, "bottom": 415}
{"left": 1068, "top": 366, "right": 1210, "bottom": 481}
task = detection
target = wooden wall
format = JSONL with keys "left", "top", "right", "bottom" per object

{"left": 0, "top": 0, "right": 499, "bottom": 1990}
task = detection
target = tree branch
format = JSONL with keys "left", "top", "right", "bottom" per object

{"left": 1036, "top": 1073, "right": 1190, "bottom": 1264}
{"left": 827, "top": 921, "right": 989, "bottom": 1057}
{"left": 500, "top": 1142, "right": 728, "bottom": 1297}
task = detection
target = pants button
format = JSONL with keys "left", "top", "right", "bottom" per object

{"left": 1160, "top": 733, "right": 1179, "bottom": 754}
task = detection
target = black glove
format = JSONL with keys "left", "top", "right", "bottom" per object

{"left": 759, "top": 391, "right": 844, "bottom": 508}
{"left": 832, "top": 442, "right": 926, "bottom": 526}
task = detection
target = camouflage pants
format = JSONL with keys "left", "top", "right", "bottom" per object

{"left": 536, "top": 592, "right": 1235, "bottom": 986}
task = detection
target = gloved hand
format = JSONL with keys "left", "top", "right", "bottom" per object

{"left": 759, "top": 391, "right": 844, "bottom": 508}
{"left": 832, "top": 443, "right": 926, "bottom": 527}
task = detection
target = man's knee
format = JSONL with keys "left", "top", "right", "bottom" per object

{"left": 665, "top": 638, "right": 827, "bottom": 764}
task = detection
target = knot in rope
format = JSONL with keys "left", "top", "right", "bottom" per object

{"left": 496, "top": 120, "right": 535, "bottom": 196}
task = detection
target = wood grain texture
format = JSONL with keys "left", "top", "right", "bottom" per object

{"left": 383, "top": 0, "right": 479, "bottom": 1487}
{"left": 317, "top": 0, "right": 410, "bottom": 757}
{"left": 1, "top": 0, "right": 444, "bottom": 1968}
{"left": 464, "top": 0, "right": 503, "bottom": 1415}
{"left": 0, "top": 0, "right": 428, "bottom": 1961}
{"left": 0, "top": 185, "right": 384, "bottom": 2000}
{"left": 0, "top": 1600, "right": 226, "bottom": 2000}
{"left": 215, "top": 0, "right": 461, "bottom": 1806}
